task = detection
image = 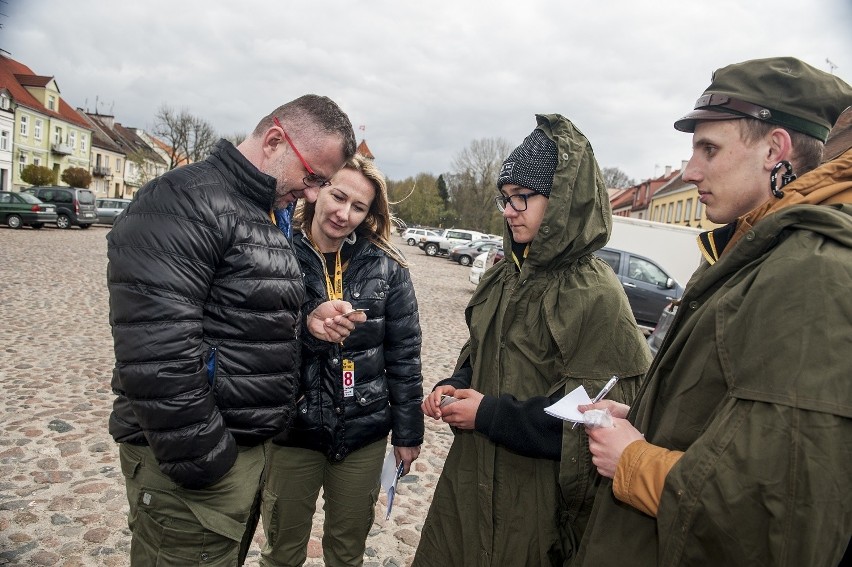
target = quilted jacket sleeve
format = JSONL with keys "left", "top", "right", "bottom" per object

{"left": 384, "top": 261, "right": 425, "bottom": 448}
{"left": 107, "top": 172, "right": 237, "bottom": 488}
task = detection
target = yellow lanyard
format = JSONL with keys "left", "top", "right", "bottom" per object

{"left": 511, "top": 244, "right": 530, "bottom": 270}
{"left": 305, "top": 232, "right": 344, "bottom": 301}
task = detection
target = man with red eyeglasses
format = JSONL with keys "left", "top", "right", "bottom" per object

{"left": 107, "top": 94, "right": 362, "bottom": 566}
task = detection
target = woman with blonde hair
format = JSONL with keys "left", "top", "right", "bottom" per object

{"left": 261, "top": 154, "right": 423, "bottom": 567}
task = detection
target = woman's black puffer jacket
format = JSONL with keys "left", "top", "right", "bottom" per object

{"left": 275, "top": 231, "right": 423, "bottom": 461}
{"left": 107, "top": 140, "right": 304, "bottom": 489}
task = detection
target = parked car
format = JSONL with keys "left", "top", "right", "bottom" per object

{"left": 419, "top": 228, "right": 490, "bottom": 256}
{"left": 468, "top": 247, "right": 505, "bottom": 285}
{"left": 595, "top": 247, "right": 683, "bottom": 328}
{"left": 401, "top": 227, "right": 439, "bottom": 246}
{"left": 0, "top": 190, "right": 58, "bottom": 229}
{"left": 96, "top": 198, "right": 132, "bottom": 225}
{"left": 23, "top": 186, "right": 98, "bottom": 229}
{"left": 647, "top": 304, "right": 677, "bottom": 356}
{"left": 449, "top": 239, "right": 502, "bottom": 266}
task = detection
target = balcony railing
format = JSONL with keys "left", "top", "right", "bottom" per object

{"left": 93, "top": 166, "right": 112, "bottom": 177}
{"left": 51, "top": 143, "right": 73, "bottom": 155}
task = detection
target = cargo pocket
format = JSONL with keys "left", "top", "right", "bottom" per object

{"left": 132, "top": 502, "right": 239, "bottom": 565}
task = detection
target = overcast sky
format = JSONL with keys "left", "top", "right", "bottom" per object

{"left": 3, "top": 0, "right": 851, "bottom": 183}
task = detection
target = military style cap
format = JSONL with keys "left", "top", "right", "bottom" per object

{"left": 674, "top": 57, "right": 852, "bottom": 142}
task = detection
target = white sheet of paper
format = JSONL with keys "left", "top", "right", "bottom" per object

{"left": 380, "top": 450, "right": 403, "bottom": 519}
{"left": 380, "top": 450, "right": 398, "bottom": 492}
{"left": 544, "top": 385, "right": 593, "bottom": 422}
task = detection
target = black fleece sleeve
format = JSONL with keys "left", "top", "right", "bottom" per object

{"left": 474, "top": 392, "right": 564, "bottom": 460}
{"left": 434, "top": 359, "right": 473, "bottom": 390}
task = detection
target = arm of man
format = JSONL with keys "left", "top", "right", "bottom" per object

{"left": 108, "top": 177, "right": 236, "bottom": 488}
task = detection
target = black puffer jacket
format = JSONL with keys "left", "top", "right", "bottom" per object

{"left": 273, "top": 232, "right": 423, "bottom": 461}
{"left": 108, "top": 140, "right": 304, "bottom": 489}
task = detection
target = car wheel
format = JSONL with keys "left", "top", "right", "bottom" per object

{"left": 56, "top": 214, "right": 71, "bottom": 229}
{"left": 31, "top": 223, "right": 44, "bottom": 230}
{"left": 79, "top": 223, "right": 91, "bottom": 230}
{"left": 7, "top": 214, "right": 22, "bottom": 229}
{"left": 425, "top": 243, "right": 438, "bottom": 256}
{"left": 407, "top": 238, "right": 416, "bottom": 246}
{"left": 459, "top": 255, "right": 472, "bottom": 266}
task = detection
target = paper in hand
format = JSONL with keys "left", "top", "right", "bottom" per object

{"left": 380, "top": 450, "right": 404, "bottom": 520}
{"left": 543, "top": 385, "right": 593, "bottom": 423}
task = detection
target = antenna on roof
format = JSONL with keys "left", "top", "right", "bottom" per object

{"left": 826, "top": 58, "right": 838, "bottom": 75}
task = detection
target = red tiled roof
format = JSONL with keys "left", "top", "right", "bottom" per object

{"left": 0, "top": 54, "right": 90, "bottom": 129}
{"left": 356, "top": 139, "right": 374, "bottom": 159}
{"left": 14, "top": 74, "right": 53, "bottom": 88}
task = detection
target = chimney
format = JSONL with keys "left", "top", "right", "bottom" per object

{"left": 681, "top": 159, "right": 688, "bottom": 171}
{"left": 664, "top": 165, "right": 672, "bottom": 177}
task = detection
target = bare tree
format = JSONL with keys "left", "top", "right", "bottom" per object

{"left": 153, "top": 104, "right": 218, "bottom": 169}
{"left": 450, "top": 137, "right": 512, "bottom": 232}
{"left": 602, "top": 166, "right": 635, "bottom": 189}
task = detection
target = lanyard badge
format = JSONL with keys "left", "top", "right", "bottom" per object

{"left": 342, "top": 359, "right": 355, "bottom": 398}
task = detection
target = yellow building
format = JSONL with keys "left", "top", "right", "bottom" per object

{"left": 648, "top": 165, "right": 720, "bottom": 230}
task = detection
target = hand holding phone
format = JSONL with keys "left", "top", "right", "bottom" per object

{"left": 342, "top": 308, "right": 368, "bottom": 319}
{"left": 439, "top": 394, "right": 459, "bottom": 408}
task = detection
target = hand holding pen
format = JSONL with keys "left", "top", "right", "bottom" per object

{"left": 573, "top": 376, "right": 620, "bottom": 429}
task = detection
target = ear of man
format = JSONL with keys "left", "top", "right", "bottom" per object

{"left": 762, "top": 128, "right": 795, "bottom": 172}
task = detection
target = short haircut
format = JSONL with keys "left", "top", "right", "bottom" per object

{"left": 737, "top": 118, "right": 824, "bottom": 175}
{"left": 253, "top": 95, "right": 357, "bottom": 161}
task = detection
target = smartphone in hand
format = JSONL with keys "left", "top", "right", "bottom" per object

{"left": 439, "top": 394, "right": 459, "bottom": 408}
{"left": 342, "top": 308, "right": 368, "bottom": 319}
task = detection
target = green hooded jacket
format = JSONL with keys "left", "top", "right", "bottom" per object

{"left": 575, "top": 151, "right": 852, "bottom": 566}
{"left": 413, "top": 115, "right": 651, "bottom": 567}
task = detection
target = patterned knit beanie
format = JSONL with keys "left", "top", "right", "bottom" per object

{"left": 496, "top": 128, "right": 558, "bottom": 197}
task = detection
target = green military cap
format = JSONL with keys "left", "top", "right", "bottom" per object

{"left": 674, "top": 56, "right": 852, "bottom": 142}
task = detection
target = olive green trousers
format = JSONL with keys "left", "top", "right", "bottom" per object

{"left": 259, "top": 439, "right": 386, "bottom": 567}
{"left": 120, "top": 443, "right": 266, "bottom": 566}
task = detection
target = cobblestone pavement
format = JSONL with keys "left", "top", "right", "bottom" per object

{"left": 0, "top": 225, "right": 474, "bottom": 566}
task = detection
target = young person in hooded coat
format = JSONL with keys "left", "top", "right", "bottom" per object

{"left": 412, "top": 114, "right": 651, "bottom": 567}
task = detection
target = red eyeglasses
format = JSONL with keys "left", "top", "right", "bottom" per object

{"left": 273, "top": 117, "right": 331, "bottom": 188}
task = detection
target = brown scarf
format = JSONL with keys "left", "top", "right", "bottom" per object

{"left": 728, "top": 148, "right": 852, "bottom": 250}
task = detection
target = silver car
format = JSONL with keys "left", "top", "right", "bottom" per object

{"left": 96, "top": 198, "right": 132, "bottom": 225}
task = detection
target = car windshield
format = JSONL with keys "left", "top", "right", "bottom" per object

{"left": 18, "top": 192, "right": 42, "bottom": 204}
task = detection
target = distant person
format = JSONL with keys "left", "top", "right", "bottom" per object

{"left": 107, "top": 95, "right": 362, "bottom": 566}
{"left": 575, "top": 57, "right": 852, "bottom": 566}
{"left": 260, "top": 154, "right": 424, "bottom": 566}
{"left": 412, "top": 114, "right": 651, "bottom": 566}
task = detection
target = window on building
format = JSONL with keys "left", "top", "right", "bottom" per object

{"left": 54, "top": 126, "right": 62, "bottom": 144}
{"left": 69, "top": 131, "right": 77, "bottom": 148}
{"left": 695, "top": 200, "right": 703, "bottom": 220}
{"left": 0, "top": 93, "right": 9, "bottom": 110}
{"left": 18, "top": 153, "right": 26, "bottom": 173}
{"left": 48, "top": 95, "right": 56, "bottom": 111}
{"left": 33, "top": 157, "right": 41, "bottom": 167}
{"left": 20, "top": 115, "right": 29, "bottom": 137}
{"left": 34, "top": 119, "right": 42, "bottom": 140}
{"left": 667, "top": 203, "right": 674, "bottom": 222}
{"left": 684, "top": 198, "right": 693, "bottom": 222}
{"left": 116, "top": 158, "right": 122, "bottom": 173}
{"left": 0, "top": 130, "right": 9, "bottom": 151}
{"left": 675, "top": 201, "right": 683, "bottom": 222}
{"left": 81, "top": 134, "right": 87, "bottom": 153}
{"left": 104, "top": 155, "right": 110, "bottom": 168}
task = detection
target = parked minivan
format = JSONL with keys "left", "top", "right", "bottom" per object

{"left": 24, "top": 186, "right": 98, "bottom": 229}
{"left": 596, "top": 247, "right": 683, "bottom": 328}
